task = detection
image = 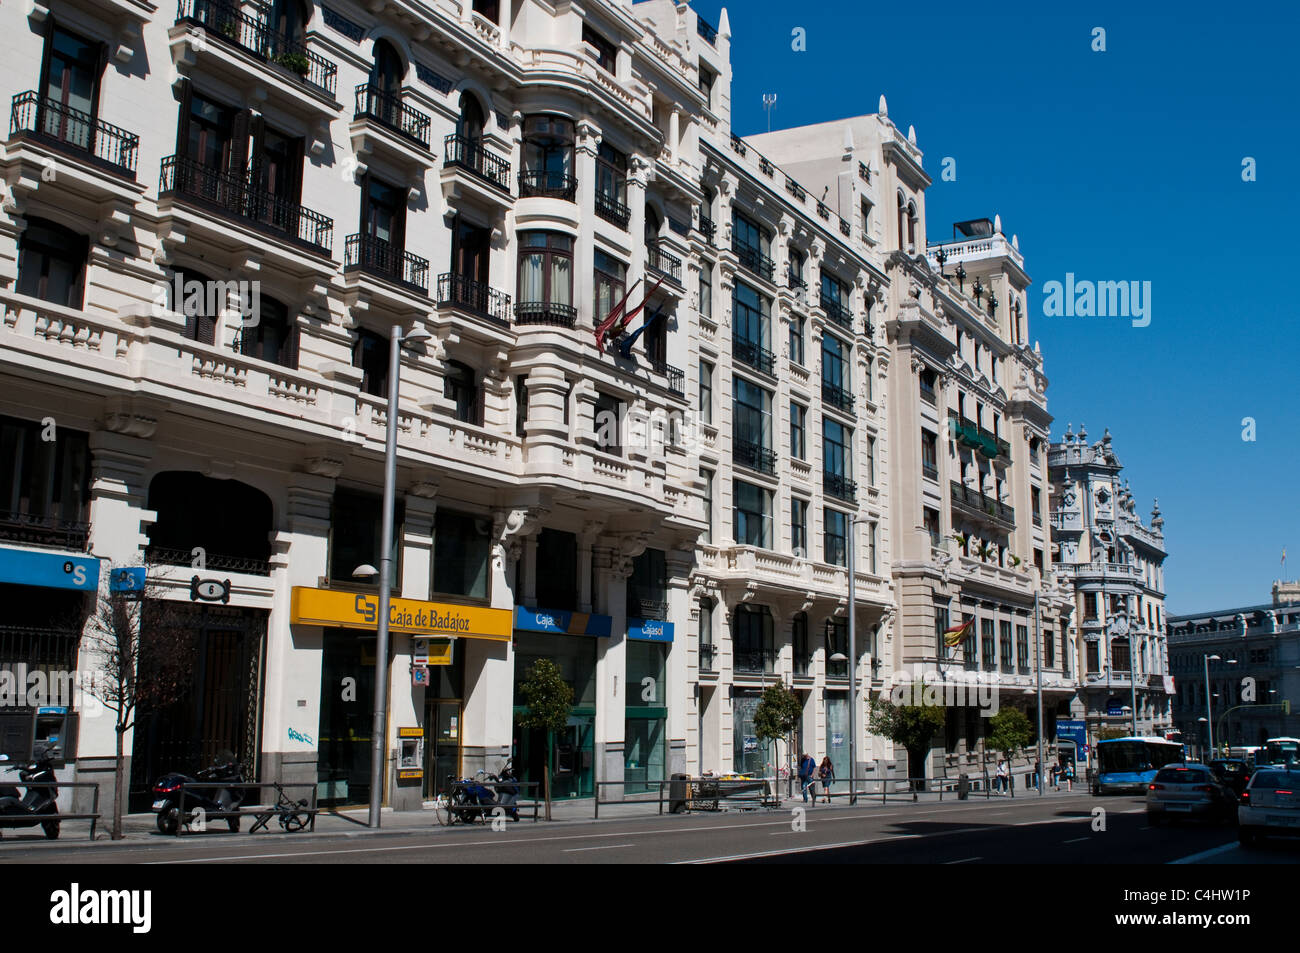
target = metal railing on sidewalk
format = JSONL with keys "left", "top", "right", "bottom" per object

{"left": 0, "top": 779, "right": 101, "bottom": 841}
{"left": 167, "top": 780, "right": 318, "bottom": 835}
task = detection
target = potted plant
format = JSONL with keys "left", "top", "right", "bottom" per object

{"left": 274, "top": 50, "right": 311, "bottom": 76}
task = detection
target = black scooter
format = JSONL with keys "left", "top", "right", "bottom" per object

{"left": 151, "top": 752, "right": 246, "bottom": 834}
{"left": 0, "top": 748, "right": 61, "bottom": 839}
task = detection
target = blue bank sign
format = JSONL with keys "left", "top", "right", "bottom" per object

{"left": 627, "top": 619, "right": 674, "bottom": 642}
{"left": 513, "top": 606, "right": 612, "bottom": 637}
{"left": 0, "top": 546, "right": 100, "bottom": 591}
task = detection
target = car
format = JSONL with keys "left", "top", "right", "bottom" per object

{"left": 1145, "top": 764, "right": 1236, "bottom": 825}
{"left": 1208, "top": 759, "right": 1253, "bottom": 798}
{"left": 1237, "top": 767, "right": 1300, "bottom": 846}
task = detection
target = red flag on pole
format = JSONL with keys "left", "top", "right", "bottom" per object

{"left": 593, "top": 278, "right": 642, "bottom": 353}
{"left": 614, "top": 273, "right": 666, "bottom": 337}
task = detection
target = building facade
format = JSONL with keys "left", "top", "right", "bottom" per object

{"left": 1167, "top": 583, "right": 1300, "bottom": 758}
{"left": 1048, "top": 428, "right": 1172, "bottom": 741}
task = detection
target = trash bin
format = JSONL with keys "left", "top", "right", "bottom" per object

{"left": 957, "top": 773, "right": 969, "bottom": 800}
{"left": 669, "top": 773, "right": 689, "bottom": 813}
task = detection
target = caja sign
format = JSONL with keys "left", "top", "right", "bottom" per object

{"left": 0, "top": 547, "right": 100, "bottom": 592}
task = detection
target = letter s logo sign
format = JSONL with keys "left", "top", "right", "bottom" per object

{"left": 72, "top": 565, "right": 86, "bottom": 586}
{"left": 355, "top": 595, "right": 377, "bottom": 623}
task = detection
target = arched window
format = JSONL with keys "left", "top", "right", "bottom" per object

{"left": 367, "top": 39, "right": 404, "bottom": 127}
{"left": 896, "top": 191, "right": 907, "bottom": 252}
{"left": 444, "top": 360, "right": 483, "bottom": 426}
{"left": 456, "top": 91, "right": 485, "bottom": 144}
{"left": 169, "top": 266, "right": 218, "bottom": 344}
{"left": 239, "top": 294, "right": 299, "bottom": 368}
{"left": 269, "top": 0, "right": 310, "bottom": 50}
{"left": 520, "top": 114, "right": 575, "bottom": 199}
{"left": 907, "top": 199, "right": 918, "bottom": 251}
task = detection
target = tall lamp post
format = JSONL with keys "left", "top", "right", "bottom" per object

{"left": 1202, "top": 654, "right": 1221, "bottom": 763}
{"left": 366, "top": 322, "right": 431, "bottom": 829}
{"left": 831, "top": 516, "right": 873, "bottom": 806}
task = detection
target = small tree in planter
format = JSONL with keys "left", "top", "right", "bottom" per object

{"left": 274, "top": 51, "right": 311, "bottom": 77}
{"left": 753, "top": 683, "right": 803, "bottom": 799}
{"left": 985, "top": 708, "right": 1034, "bottom": 798}
{"left": 868, "top": 687, "right": 947, "bottom": 790}
{"left": 515, "top": 659, "right": 573, "bottom": 821}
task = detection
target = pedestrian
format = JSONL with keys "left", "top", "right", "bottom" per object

{"left": 798, "top": 752, "right": 817, "bottom": 803}
{"left": 819, "top": 755, "right": 835, "bottom": 804}
{"left": 1050, "top": 763, "right": 1060, "bottom": 791}
{"left": 1063, "top": 761, "right": 1074, "bottom": 792}
{"left": 1034, "top": 760, "right": 1041, "bottom": 791}
{"left": 996, "top": 759, "right": 1008, "bottom": 794}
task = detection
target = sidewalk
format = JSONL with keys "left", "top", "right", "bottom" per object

{"left": 0, "top": 784, "right": 1091, "bottom": 848}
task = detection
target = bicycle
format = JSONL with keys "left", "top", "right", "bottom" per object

{"left": 247, "top": 782, "right": 312, "bottom": 833}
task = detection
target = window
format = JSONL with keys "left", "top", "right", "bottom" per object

{"left": 38, "top": 26, "right": 103, "bottom": 153}
{"left": 823, "top": 418, "right": 851, "bottom": 481}
{"left": 700, "top": 467, "right": 714, "bottom": 544}
{"left": 1084, "top": 592, "right": 1098, "bottom": 621}
{"left": 923, "top": 507, "right": 941, "bottom": 549}
{"left": 699, "top": 596, "right": 715, "bottom": 670}
{"left": 538, "top": 527, "right": 579, "bottom": 608}
{"left": 789, "top": 316, "right": 805, "bottom": 366}
{"left": 732, "top": 211, "right": 773, "bottom": 280}
{"left": 821, "top": 332, "right": 850, "bottom": 407}
{"left": 788, "top": 248, "right": 806, "bottom": 289}
{"left": 1031, "top": 486, "right": 1042, "bottom": 525}
{"left": 792, "top": 612, "right": 810, "bottom": 676}
{"left": 521, "top": 115, "right": 575, "bottom": 199}
{"left": 919, "top": 367, "right": 937, "bottom": 404}
{"left": 433, "top": 509, "right": 490, "bottom": 599}
{"left": 444, "top": 360, "right": 483, "bottom": 426}
{"left": 935, "top": 605, "right": 950, "bottom": 658}
{"left": 819, "top": 271, "right": 852, "bottom": 328}
{"left": 866, "top": 434, "right": 876, "bottom": 485}
{"left": 353, "top": 327, "right": 390, "bottom": 397}
{"left": 860, "top": 198, "right": 872, "bottom": 239}
{"left": 733, "top": 605, "right": 774, "bottom": 674}
{"left": 1062, "top": 629, "right": 1071, "bottom": 677}
{"left": 593, "top": 249, "right": 627, "bottom": 329}
{"left": 515, "top": 374, "right": 528, "bottom": 437}
{"left": 627, "top": 548, "right": 667, "bottom": 619}
{"left": 699, "top": 360, "right": 714, "bottom": 425}
{"left": 790, "top": 402, "right": 806, "bottom": 461}
{"left": 981, "top": 618, "right": 995, "bottom": 670}
{"left": 733, "top": 378, "right": 773, "bottom": 474}
{"left": 582, "top": 23, "right": 617, "bottom": 73}
{"left": 0, "top": 415, "right": 90, "bottom": 536}
{"left": 700, "top": 262, "right": 713, "bottom": 320}
{"left": 863, "top": 358, "right": 873, "bottom": 403}
{"left": 1034, "top": 548, "right": 1044, "bottom": 573}
{"left": 236, "top": 294, "right": 297, "bottom": 368}
{"left": 791, "top": 497, "right": 808, "bottom": 557}
{"left": 517, "top": 231, "right": 574, "bottom": 324}
{"left": 17, "top": 218, "right": 88, "bottom": 308}
{"left": 825, "top": 619, "right": 847, "bottom": 678}
{"left": 595, "top": 142, "right": 629, "bottom": 227}
{"left": 733, "top": 480, "right": 771, "bottom": 549}
{"left": 698, "top": 63, "right": 717, "bottom": 109}
{"left": 824, "top": 508, "right": 848, "bottom": 566}
{"left": 1044, "top": 627, "right": 1055, "bottom": 668}
{"left": 329, "top": 488, "right": 403, "bottom": 588}
{"left": 921, "top": 429, "right": 938, "bottom": 481}
{"left": 733, "top": 281, "right": 772, "bottom": 373}
{"left": 1085, "top": 640, "right": 1099, "bottom": 674}
{"left": 867, "top": 520, "right": 877, "bottom": 573}
{"left": 167, "top": 266, "right": 218, "bottom": 345}
{"left": 593, "top": 391, "right": 623, "bottom": 456}
{"left": 1016, "top": 624, "right": 1029, "bottom": 673}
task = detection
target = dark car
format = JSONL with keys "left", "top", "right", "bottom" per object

{"left": 1146, "top": 763, "right": 1237, "bottom": 825}
{"left": 1209, "top": 759, "right": 1252, "bottom": 797}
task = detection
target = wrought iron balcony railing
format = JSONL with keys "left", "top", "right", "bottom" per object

{"left": 733, "top": 240, "right": 774, "bottom": 282}
{"left": 732, "top": 334, "right": 775, "bottom": 376}
{"left": 160, "top": 154, "right": 333, "bottom": 253}
{"left": 444, "top": 134, "right": 511, "bottom": 191}
{"left": 696, "top": 15, "right": 717, "bottom": 45}
{"left": 515, "top": 300, "right": 576, "bottom": 328}
{"left": 595, "top": 190, "right": 630, "bottom": 228}
{"left": 146, "top": 544, "right": 271, "bottom": 575}
{"left": 734, "top": 438, "right": 777, "bottom": 476}
{"left": 821, "top": 380, "right": 855, "bottom": 415}
{"left": 0, "top": 509, "right": 89, "bottom": 550}
{"left": 646, "top": 357, "right": 686, "bottom": 397}
{"left": 699, "top": 643, "right": 716, "bottom": 672}
{"left": 735, "top": 649, "right": 777, "bottom": 674}
{"left": 820, "top": 292, "right": 853, "bottom": 331}
{"left": 698, "top": 214, "right": 716, "bottom": 245}
{"left": 354, "top": 84, "right": 430, "bottom": 147}
{"left": 344, "top": 233, "right": 428, "bottom": 292}
{"left": 518, "top": 169, "right": 576, "bottom": 200}
{"left": 9, "top": 91, "right": 138, "bottom": 177}
{"left": 949, "top": 480, "right": 1015, "bottom": 528}
{"left": 823, "top": 472, "right": 857, "bottom": 504}
{"left": 438, "top": 272, "right": 511, "bottom": 327}
{"left": 176, "top": 0, "right": 337, "bottom": 96}
{"left": 647, "top": 242, "right": 682, "bottom": 284}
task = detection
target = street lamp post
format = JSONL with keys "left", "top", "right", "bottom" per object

{"left": 845, "top": 516, "right": 872, "bottom": 806}
{"left": 1203, "top": 654, "right": 1220, "bottom": 763}
{"left": 368, "top": 322, "right": 431, "bottom": 829}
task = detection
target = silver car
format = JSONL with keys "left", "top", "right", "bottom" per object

{"left": 1146, "top": 764, "right": 1235, "bottom": 825}
{"left": 1238, "top": 767, "right": 1300, "bottom": 845}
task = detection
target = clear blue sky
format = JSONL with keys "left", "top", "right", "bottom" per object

{"left": 685, "top": 0, "right": 1300, "bottom": 613}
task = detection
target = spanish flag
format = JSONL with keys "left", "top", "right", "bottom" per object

{"left": 943, "top": 617, "right": 974, "bottom": 647}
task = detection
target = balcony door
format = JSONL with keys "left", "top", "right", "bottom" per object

{"left": 269, "top": 0, "right": 309, "bottom": 53}
{"left": 368, "top": 40, "right": 403, "bottom": 128}
{"left": 250, "top": 122, "right": 304, "bottom": 232}
{"left": 451, "top": 216, "right": 489, "bottom": 283}
{"left": 38, "top": 25, "right": 103, "bottom": 151}
{"left": 359, "top": 174, "right": 407, "bottom": 277}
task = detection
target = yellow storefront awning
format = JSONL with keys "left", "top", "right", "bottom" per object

{"left": 290, "top": 587, "right": 513, "bottom": 641}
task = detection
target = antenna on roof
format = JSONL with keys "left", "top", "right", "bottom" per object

{"left": 762, "top": 93, "right": 777, "bottom": 133}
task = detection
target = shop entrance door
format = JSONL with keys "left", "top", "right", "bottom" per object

{"left": 423, "top": 699, "right": 462, "bottom": 798}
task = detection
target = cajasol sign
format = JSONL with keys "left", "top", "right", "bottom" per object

{"left": 513, "top": 606, "right": 612, "bottom": 637}
{"left": 627, "top": 618, "right": 674, "bottom": 642}
{"left": 290, "top": 587, "right": 512, "bottom": 641}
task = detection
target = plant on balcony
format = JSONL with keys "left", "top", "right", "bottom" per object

{"left": 950, "top": 532, "right": 968, "bottom": 554}
{"left": 753, "top": 683, "right": 803, "bottom": 798}
{"left": 1008, "top": 554, "right": 1022, "bottom": 568}
{"left": 976, "top": 542, "right": 994, "bottom": 562}
{"left": 220, "top": 20, "right": 239, "bottom": 40}
{"left": 274, "top": 51, "right": 311, "bottom": 76}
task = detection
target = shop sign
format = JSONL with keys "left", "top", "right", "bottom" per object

{"left": 1056, "top": 719, "right": 1088, "bottom": 763}
{"left": 627, "top": 619, "right": 674, "bottom": 642}
{"left": 0, "top": 547, "right": 99, "bottom": 592}
{"left": 109, "top": 567, "right": 147, "bottom": 594}
{"left": 190, "top": 576, "right": 230, "bottom": 603}
{"left": 290, "top": 587, "right": 512, "bottom": 641}
{"left": 513, "top": 606, "right": 612, "bottom": 637}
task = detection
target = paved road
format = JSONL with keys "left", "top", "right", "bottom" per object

{"left": 5, "top": 793, "right": 1286, "bottom": 864}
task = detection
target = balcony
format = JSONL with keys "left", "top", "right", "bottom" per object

{"left": 515, "top": 300, "right": 576, "bottom": 328}
{"left": 443, "top": 134, "right": 511, "bottom": 192}
{"left": 629, "top": 598, "right": 668, "bottom": 621}
{"left": 174, "top": 0, "right": 337, "bottom": 98}
{"left": 0, "top": 509, "right": 89, "bottom": 550}
{"left": 950, "top": 480, "right": 1015, "bottom": 530}
{"left": 696, "top": 15, "right": 718, "bottom": 45}
{"left": 698, "top": 214, "right": 716, "bottom": 245}
{"left": 821, "top": 380, "right": 855, "bottom": 416}
{"left": 646, "top": 242, "right": 682, "bottom": 285}
{"left": 732, "top": 334, "right": 775, "bottom": 377}
{"left": 823, "top": 472, "right": 857, "bottom": 504}
{"left": 354, "top": 85, "right": 430, "bottom": 148}
{"left": 819, "top": 293, "right": 854, "bottom": 332}
{"left": 344, "top": 234, "right": 428, "bottom": 294}
{"left": 595, "top": 190, "right": 630, "bottom": 229}
{"left": 438, "top": 273, "right": 512, "bottom": 328}
{"left": 733, "top": 240, "right": 775, "bottom": 282}
{"left": 947, "top": 411, "right": 1010, "bottom": 461}
{"left": 646, "top": 357, "right": 686, "bottom": 398}
{"left": 734, "top": 438, "right": 777, "bottom": 476}
{"left": 159, "top": 154, "right": 333, "bottom": 254}
{"left": 735, "top": 649, "right": 777, "bottom": 675}
{"left": 146, "top": 544, "right": 271, "bottom": 575}
{"left": 518, "top": 169, "right": 576, "bottom": 201}
{"left": 9, "top": 92, "right": 139, "bottom": 180}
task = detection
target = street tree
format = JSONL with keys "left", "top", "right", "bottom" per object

{"left": 985, "top": 708, "right": 1034, "bottom": 797}
{"left": 868, "top": 687, "right": 947, "bottom": 786}
{"left": 515, "top": 658, "right": 573, "bottom": 821}
{"left": 753, "top": 683, "right": 802, "bottom": 796}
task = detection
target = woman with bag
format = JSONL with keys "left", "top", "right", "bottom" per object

{"left": 818, "top": 756, "right": 835, "bottom": 804}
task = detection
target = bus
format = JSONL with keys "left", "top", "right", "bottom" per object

{"left": 1092, "top": 736, "right": 1186, "bottom": 794}
{"left": 1261, "top": 737, "right": 1300, "bottom": 767}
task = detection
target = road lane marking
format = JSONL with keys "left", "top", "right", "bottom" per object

{"left": 1062, "top": 837, "right": 1089, "bottom": 844}
{"left": 562, "top": 843, "right": 635, "bottom": 852}
{"left": 1168, "top": 842, "right": 1239, "bottom": 865}
{"left": 946, "top": 857, "right": 982, "bottom": 864}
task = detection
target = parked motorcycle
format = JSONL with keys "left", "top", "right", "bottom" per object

{"left": 0, "top": 748, "right": 61, "bottom": 839}
{"left": 151, "top": 751, "right": 246, "bottom": 834}
{"left": 437, "top": 760, "right": 520, "bottom": 824}
{"left": 492, "top": 759, "right": 521, "bottom": 821}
